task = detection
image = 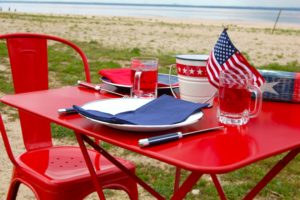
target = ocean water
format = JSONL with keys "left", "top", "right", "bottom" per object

{"left": 0, "top": 2, "right": 300, "bottom": 25}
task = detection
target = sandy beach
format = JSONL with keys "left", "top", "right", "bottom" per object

{"left": 0, "top": 12, "right": 299, "bottom": 67}
{"left": 0, "top": 12, "right": 300, "bottom": 199}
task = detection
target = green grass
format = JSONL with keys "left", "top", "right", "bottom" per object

{"left": 0, "top": 43, "right": 14, "bottom": 95}
{"left": 260, "top": 61, "right": 300, "bottom": 72}
{"left": 46, "top": 41, "right": 179, "bottom": 85}
{"left": 0, "top": 71, "right": 13, "bottom": 93}
{"left": 131, "top": 154, "right": 300, "bottom": 199}
{"left": 51, "top": 124, "right": 75, "bottom": 139}
{"left": 116, "top": 154, "right": 298, "bottom": 199}
{"left": 136, "top": 164, "right": 177, "bottom": 197}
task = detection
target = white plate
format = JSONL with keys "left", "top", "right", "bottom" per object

{"left": 101, "top": 73, "right": 179, "bottom": 89}
{"left": 81, "top": 98, "right": 203, "bottom": 132}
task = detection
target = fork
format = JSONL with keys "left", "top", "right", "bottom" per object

{"left": 58, "top": 81, "right": 130, "bottom": 115}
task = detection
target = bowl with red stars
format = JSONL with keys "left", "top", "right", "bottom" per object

{"left": 175, "top": 54, "right": 217, "bottom": 106}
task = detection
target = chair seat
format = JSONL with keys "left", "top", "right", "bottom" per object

{"left": 16, "top": 146, "right": 135, "bottom": 190}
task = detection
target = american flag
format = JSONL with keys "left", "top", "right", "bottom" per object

{"left": 206, "top": 29, "right": 265, "bottom": 88}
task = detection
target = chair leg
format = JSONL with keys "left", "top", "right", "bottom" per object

{"left": 106, "top": 178, "right": 139, "bottom": 200}
{"left": 6, "top": 180, "right": 21, "bottom": 200}
{"left": 125, "top": 179, "right": 139, "bottom": 200}
{"left": 7, "top": 177, "right": 94, "bottom": 200}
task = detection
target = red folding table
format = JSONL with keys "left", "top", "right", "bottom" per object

{"left": 1, "top": 86, "right": 300, "bottom": 199}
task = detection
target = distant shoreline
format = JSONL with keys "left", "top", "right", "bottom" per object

{"left": 1, "top": 1, "right": 300, "bottom": 26}
{"left": 1, "top": 1, "right": 300, "bottom": 11}
{"left": 0, "top": 10, "right": 300, "bottom": 29}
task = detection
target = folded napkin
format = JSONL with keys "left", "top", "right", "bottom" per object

{"left": 99, "top": 68, "right": 132, "bottom": 86}
{"left": 73, "top": 95, "right": 208, "bottom": 125}
{"left": 99, "top": 68, "right": 178, "bottom": 87}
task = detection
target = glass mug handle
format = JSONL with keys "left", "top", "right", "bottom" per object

{"left": 132, "top": 71, "right": 142, "bottom": 97}
{"left": 248, "top": 85, "right": 263, "bottom": 118}
{"left": 168, "top": 64, "right": 179, "bottom": 98}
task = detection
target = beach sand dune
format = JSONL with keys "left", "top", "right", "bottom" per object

{"left": 0, "top": 13, "right": 299, "bottom": 67}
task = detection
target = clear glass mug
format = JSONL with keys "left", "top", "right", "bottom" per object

{"left": 218, "top": 70, "right": 262, "bottom": 125}
{"left": 130, "top": 57, "right": 158, "bottom": 98}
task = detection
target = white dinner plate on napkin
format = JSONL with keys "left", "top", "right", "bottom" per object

{"left": 81, "top": 98, "right": 203, "bottom": 132}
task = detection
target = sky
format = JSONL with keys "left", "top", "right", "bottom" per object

{"left": 3, "top": 0, "right": 300, "bottom": 8}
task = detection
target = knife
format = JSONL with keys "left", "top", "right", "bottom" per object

{"left": 77, "top": 80, "right": 128, "bottom": 97}
{"left": 138, "top": 126, "right": 224, "bottom": 147}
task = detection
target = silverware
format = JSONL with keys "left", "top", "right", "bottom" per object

{"left": 77, "top": 80, "right": 129, "bottom": 97}
{"left": 58, "top": 81, "right": 129, "bottom": 115}
{"left": 57, "top": 107, "right": 77, "bottom": 115}
{"left": 138, "top": 126, "right": 224, "bottom": 147}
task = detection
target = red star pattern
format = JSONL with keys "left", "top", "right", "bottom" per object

{"left": 176, "top": 63, "right": 208, "bottom": 77}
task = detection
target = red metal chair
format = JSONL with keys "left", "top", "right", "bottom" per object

{"left": 0, "top": 33, "right": 138, "bottom": 200}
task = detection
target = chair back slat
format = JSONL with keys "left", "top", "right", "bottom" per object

{"left": 7, "top": 38, "right": 49, "bottom": 93}
{"left": 5, "top": 37, "right": 52, "bottom": 150}
{"left": 18, "top": 110, "right": 52, "bottom": 150}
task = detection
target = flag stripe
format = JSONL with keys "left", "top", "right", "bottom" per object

{"left": 236, "top": 53, "right": 265, "bottom": 86}
{"left": 225, "top": 57, "right": 248, "bottom": 85}
{"left": 227, "top": 56, "right": 249, "bottom": 80}
{"left": 233, "top": 54, "right": 259, "bottom": 83}
{"left": 211, "top": 56, "right": 221, "bottom": 80}
{"left": 212, "top": 52, "right": 223, "bottom": 73}
{"left": 207, "top": 52, "right": 219, "bottom": 87}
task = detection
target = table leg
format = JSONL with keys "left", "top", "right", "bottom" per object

{"left": 79, "top": 133, "right": 165, "bottom": 200}
{"left": 211, "top": 174, "right": 227, "bottom": 200}
{"left": 174, "top": 167, "right": 181, "bottom": 192}
{"left": 75, "top": 133, "right": 106, "bottom": 200}
{"left": 244, "top": 148, "right": 300, "bottom": 200}
{"left": 170, "top": 171, "right": 203, "bottom": 200}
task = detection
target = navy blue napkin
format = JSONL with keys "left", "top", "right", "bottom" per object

{"left": 73, "top": 95, "right": 208, "bottom": 125}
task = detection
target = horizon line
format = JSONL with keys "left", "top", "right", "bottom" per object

{"left": 1, "top": 1, "right": 300, "bottom": 11}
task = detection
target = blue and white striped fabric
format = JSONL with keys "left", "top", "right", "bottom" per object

{"left": 259, "top": 70, "right": 300, "bottom": 102}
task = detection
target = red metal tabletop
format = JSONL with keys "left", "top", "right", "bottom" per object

{"left": 1, "top": 86, "right": 300, "bottom": 174}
